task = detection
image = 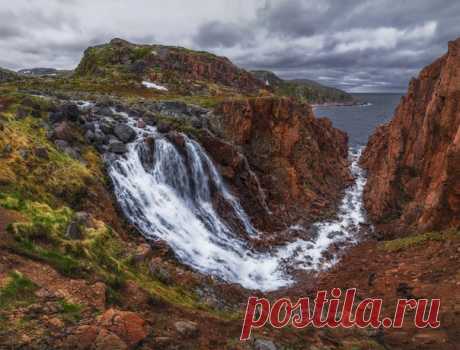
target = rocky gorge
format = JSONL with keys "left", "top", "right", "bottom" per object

{"left": 0, "top": 36, "right": 458, "bottom": 350}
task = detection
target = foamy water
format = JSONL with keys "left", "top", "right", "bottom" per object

{"left": 106, "top": 113, "right": 367, "bottom": 291}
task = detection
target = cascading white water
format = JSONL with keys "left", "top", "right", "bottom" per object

{"left": 107, "top": 118, "right": 367, "bottom": 291}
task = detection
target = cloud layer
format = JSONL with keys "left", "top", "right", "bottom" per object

{"left": 1, "top": 0, "right": 459, "bottom": 92}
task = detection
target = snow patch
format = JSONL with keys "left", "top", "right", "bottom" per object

{"left": 142, "top": 81, "right": 168, "bottom": 91}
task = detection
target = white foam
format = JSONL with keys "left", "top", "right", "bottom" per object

{"left": 107, "top": 116, "right": 367, "bottom": 291}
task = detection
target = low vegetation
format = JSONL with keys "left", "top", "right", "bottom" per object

{"left": 381, "top": 229, "right": 460, "bottom": 252}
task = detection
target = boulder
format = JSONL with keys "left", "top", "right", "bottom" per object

{"left": 254, "top": 339, "right": 277, "bottom": 350}
{"left": 174, "top": 320, "right": 199, "bottom": 338}
{"left": 98, "top": 308, "right": 148, "bottom": 348}
{"left": 66, "top": 221, "right": 83, "bottom": 240}
{"left": 114, "top": 124, "right": 136, "bottom": 143}
{"left": 132, "top": 243, "right": 152, "bottom": 263}
{"left": 53, "top": 121, "right": 75, "bottom": 142}
{"left": 109, "top": 141, "right": 128, "bottom": 154}
{"left": 94, "top": 330, "right": 127, "bottom": 350}
{"left": 34, "top": 147, "right": 49, "bottom": 159}
{"left": 49, "top": 111, "right": 65, "bottom": 124}
{"left": 166, "top": 131, "right": 186, "bottom": 148}
{"left": 136, "top": 119, "right": 146, "bottom": 129}
{"left": 156, "top": 122, "right": 171, "bottom": 133}
{"left": 148, "top": 258, "right": 171, "bottom": 284}
{"left": 62, "top": 103, "right": 80, "bottom": 122}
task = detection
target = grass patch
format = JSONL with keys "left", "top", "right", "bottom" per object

{"left": 0, "top": 271, "right": 38, "bottom": 310}
{"left": 381, "top": 229, "right": 460, "bottom": 252}
{"left": 58, "top": 300, "right": 83, "bottom": 323}
{"left": 10, "top": 239, "right": 83, "bottom": 277}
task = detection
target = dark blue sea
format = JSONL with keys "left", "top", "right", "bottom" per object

{"left": 314, "top": 93, "right": 403, "bottom": 147}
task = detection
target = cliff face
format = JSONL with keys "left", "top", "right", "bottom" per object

{"left": 361, "top": 38, "right": 460, "bottom": 236}
{"left": 207, "top": 97, "right": 352, "bottom": 230}
{"left": 75, "top": 38, "right": 263, "bottom": 95}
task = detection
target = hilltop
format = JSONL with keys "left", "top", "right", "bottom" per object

{"left": 75, "top": 38, "right": 264, "bottom": 96}
{"left": 0, "top": 67, "right": 19, "bottom": 83}
{"left": 251, "top": 70, "right": 356, "bottom": 105}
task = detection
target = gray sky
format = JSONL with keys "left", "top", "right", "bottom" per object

{"left": 1, "top": 0, "right": 459, "bottom": 92}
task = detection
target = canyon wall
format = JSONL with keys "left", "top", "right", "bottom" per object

{"left": 361, "top": 38, "right": 460, "bottom": 236}
{"left": 206, "top": 97, "right": 352, "bottom": 231}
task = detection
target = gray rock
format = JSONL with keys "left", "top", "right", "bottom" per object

{"left": 85, "top": 130, "right": 96, "bottom": 142}
{"left": 100, "top": 122, "right": 114, "bottom": 135}
{"left": 148, "top": 260, "right": 171, "bottom": 284}
{"left": 48, "top": 111, "right": 65, "bottom": 124}
{"left": 2, "top": 143, "right": 12, "bottom": 156}
{"left": 114, "top": 124, "right": 136, "bottom": 143}
{"left": 254, "top": 339, "right": 277, "bottom": 350}
{"left": 19, "top": 149, "right": 30, "bottom": 160}
{"left": 34, "top": 147, "right": 49, "bottom": 159}
{"left": 156, "top": 122, "right": 171, "bottom": 133}
{"left": 61, "top": 103, "right": 80, "bottom": 121}
{"left": 174, "top": 321, "right": 199, "bottom": 338}
{"left": 53, "top": 121, "right": 74, "bottom": 142}
{"left": 66, "top": 221, "right": 83, "bottom": 240}
{"left": 54, "top": 140, "right": 69, "bottom": 152}
{"left": 109, "top": 141, "right": 128, "bottom": 154}
{"left": 96, "top": 106, "right": 114, "bottom": 116}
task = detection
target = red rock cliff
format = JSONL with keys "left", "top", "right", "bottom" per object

{"left": 361, "top": 38, "right": 460, "bottom": 236}
{"left": 206, "top": 97, "right": 351, "bottom": 231}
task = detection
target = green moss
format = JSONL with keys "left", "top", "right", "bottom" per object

{"left": 381, "top": 229, "right": 460, "bottom": 252}
{"left": 58, "top": 300, "right": 83, "bottom": 323}
{"left": 0, "top": 271, "right": 38, "bottom": 310}
{"left": 10, "top": 239, "right": 83, "bottom": 277}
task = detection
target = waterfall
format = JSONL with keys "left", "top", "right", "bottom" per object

{"left": 107, "top": 118, "right": 367, "bottom": 291}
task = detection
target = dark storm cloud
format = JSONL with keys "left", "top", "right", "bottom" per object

{"left": 193, "top": 21, "right": 252, "bottom": 48}
{"left": 1, "top": 0, "right": 460, "bottom": 91}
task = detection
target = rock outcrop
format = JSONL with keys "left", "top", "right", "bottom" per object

{"left": 251, "top": 70, "right": 356, "bottom": 105}
{"left": 0, "top": 67, "right": 19, "bottom": 82}
{"left": 207, "top": 97, "right": 351, "bottom": 230}
{"left": 75, "top": 38, "right": 264, "bottom": 95}
{"left": 361, "top": 38, "right": 460, "bottom": 236}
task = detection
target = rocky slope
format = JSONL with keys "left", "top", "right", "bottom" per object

{"left": 0, "top": 67, "right": 19, "bottom": 83}
{"left": 251, "top": 70, "right": 356, "bottom": 105}
{"left": 361, "top": 38, "right": 460, "bottom": 236}
{"left": 207, "top": 97, "right": 352, "bottom": 232}
{"left": 75, "top": 38, "right": 264, "bottom": 96}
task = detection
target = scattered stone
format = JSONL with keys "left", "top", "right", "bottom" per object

{"left": 53, "top": 121, "right": 75, "bottom": 142}
{"left": 95, "top": 106, "right": 114, "bottom": 117}
{"left": 148, "top": 258, "right": 171, "bottom": 284}
{"left": 132, "top": 243, "right": 152, "bottom": 263}
{"left": 34, "top": 147, "right": 49, "bottom": 159}
{"left": 1, "top": 143, "right": 12, "bottom": 156}
{"left": 94, "top": 329, "right": 128, "bottom": 350}
{"left": 85, "top": 129, "right": 96, "bottom": 142}
{"left": 49, "top": 111, "right": 65, "bottom": 124}
{"left": 98, "top": 308, "right": 148, "bottom": 348}
{"left": 100, "top": 122, "right": 114, "bottom": 135}
{"left": 136, "top": 118, "right": 145, "bottom": 129}
{"left": 167, "top": 131, "right": 186, "bottom": 148}
{"left": 254, "top": 339, "right": 277, "bottom": 350}
{"left": 156, "top": 122, "right": 171, "bottom": 133}
{"left": 19, "top": 149, "right": 30, "bottom": 160}
{"left": 174, "top": 320, "right": 199, "bottom": 338}
{"left": 62, "top": 103, "right": 80, "bottom": 121}
{"left": 54, "top": 139, "right": 70, "bottom": 152}
{"left": 114, "top": 124, "right": 136, "bottom": 143}
{"left": 66, "top": 221, "right": 83, "bottom": 240}
{"left": 47, "top": 317, "right": 64, "bottom": 328}
{"left": 109, "top": 141, "right": 128, "bottom": 154}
